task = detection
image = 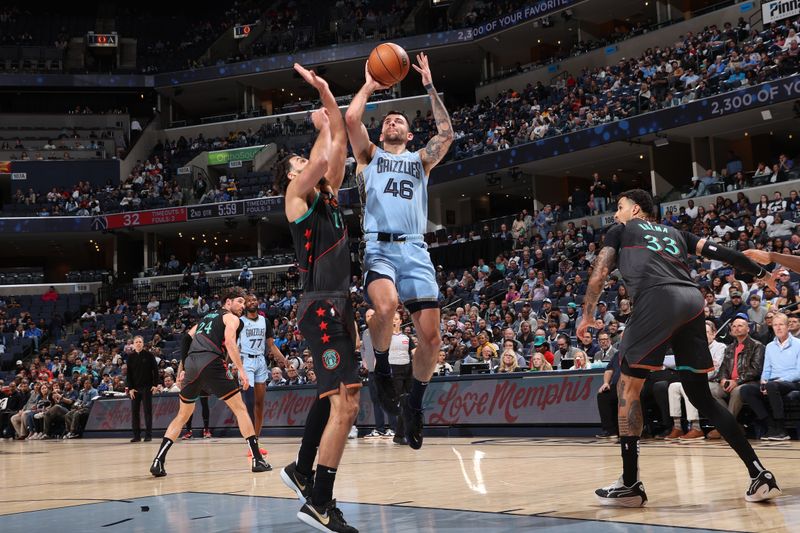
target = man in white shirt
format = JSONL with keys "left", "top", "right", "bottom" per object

{"left": 684, "top": 199, "right": 698, "bottom": 219}
{"left": 768, "top": 192, "right": 787, "bottom": 214}
{"left": 713, "top": 217, "right": 736, "bottom": 239}
{"left": 755, "top": 207, "right": 774, "bottom": 227}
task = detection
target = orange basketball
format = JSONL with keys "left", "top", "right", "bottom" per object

{"left": 367, "top": 43, "right": 410, "bottom": 87}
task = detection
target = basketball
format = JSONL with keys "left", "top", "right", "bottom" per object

{"left": 367, "top": 43, "right": 410, "bottom": 87}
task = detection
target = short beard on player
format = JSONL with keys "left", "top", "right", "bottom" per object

{"left": 381, "top": 130, "right": 408, "bottom": 146}
{"left": 246, "top": 306, "right": 258, "bottom": 314}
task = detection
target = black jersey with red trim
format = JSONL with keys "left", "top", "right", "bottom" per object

{"left": 289, "top": 190, "right": 349, "bottom": 293}
{"left": 603, "top": 221, "right": 701, "bottom": 303}
{"left": 188, "top": 309, "right": 244, "bottom": 359}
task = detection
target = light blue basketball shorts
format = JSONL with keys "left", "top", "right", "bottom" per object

{"left": 363, "top": 237, "right": 439, "bottom": 311}
{"left": 242, "top": 355, "right": 269, "bottom": 384}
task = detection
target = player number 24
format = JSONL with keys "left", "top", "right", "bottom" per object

{"left": 383, "top": 178, "right": 414, "bottom": 199}
{"left": 644, "top": 235, "right": 679, "bottom": 255}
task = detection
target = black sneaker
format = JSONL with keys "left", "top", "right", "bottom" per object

{"left": 746, "top": 470, "right": 782, "bottom": 502}
{"left": 764, "top": 429, "right": 791, "bottom": 441}
{"left": 150, "top": 458, "right": 166, "bottom": 477}
{"left": 392, "top": 435, "right": 407, "bottom": 446}
{"left": 130, "top": 436, "right": 141, "bottom": 443}
{"left": 373, "top": 371, "right": 399, "bottom": 416}
{"left": 595, "top": 431, "right": 618, "bottom": 439}
{"left": 281, "top": 462, "right": 313, "bottom": 504}
{"left": 595, "top": 477, "right": 648, "bottom": 507}
{"left": 297, "top": 499, "right": 358, "bottom": 532}
{"left": 399, "top": 394, "right": 424, "bottom": 450}
{"left": 252, "top": 457, "right": 272, "bottom": 472}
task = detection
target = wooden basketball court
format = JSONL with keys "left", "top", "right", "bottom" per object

{"left": 1, "top": 436, "right": 797, "bottom": 532}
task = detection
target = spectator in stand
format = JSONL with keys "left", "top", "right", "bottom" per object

{"left": 64, "top": 379, "right": 98, "bottom": 438}
{"left": 41, "top": 286, "right": 59, "bottom": 302}
{"left": 529, "top": 352, "right": 553, "bottom": 372}
{"left": 267, "top": 366, "right": 286, "bottom": 388}
{"left": 739, "top": 312, "right": 800, "bottom": 440}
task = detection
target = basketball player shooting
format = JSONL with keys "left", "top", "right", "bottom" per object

{"left": 577, "top": 189, "right": 781, "bottom": 506}
{"left": 274, "top": 63, "right": 361, "bottom": 532}
{"left": 345, "top": 52, "right": 453, "bottom": 450}
{"left": 149, "top": 287, "right": 271, "bottom": 477}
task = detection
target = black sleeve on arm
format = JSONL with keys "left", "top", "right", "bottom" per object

{"left": 181, "top": 334, "right": 193, "bottom": 363}
{"left": 700, "top": 240, "right": 768, "bottom": 277}
{"left": 681, "top": 231, "right": 701, "bottom": 256}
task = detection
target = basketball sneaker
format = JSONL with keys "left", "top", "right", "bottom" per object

{"left": 348, "top": 426, "right": 358, "bottom": 439}
{"left": 203, "top": 429, "right": 212, "bottom": 439}
{"left": 745, "top": 470, "right": 782, "bottom": 502}
{"left": 297, "top": 499, "right": 358, "bottom": 532}
{"left": 382, "top": 429, "right": 395, "bottom": 439}
{"left": 364, "top": 429, "right": 384, "bottom": 439}
{"left": 180, "top": 431, "right": 192, "bottom": 440}
{"left": 150, "top": 458, "right": 166, "bottom": 477}
{"left": 399, "top": 394, "right": 424, "bottom": 450}
{"left": 595, "top": 476, "right": 648, "bottom": 507}
{"left": 281, "top": 461, "right": 313, "bottom": 504}
{"left": 252, "top": 456, "right": 272, "bottom": 472}
{"left": 373, "top": 371, "right": 399, "bottom": 416}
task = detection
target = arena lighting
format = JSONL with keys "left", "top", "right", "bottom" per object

{"left": 761, "top": 110, "right": 773, "bottom": 120}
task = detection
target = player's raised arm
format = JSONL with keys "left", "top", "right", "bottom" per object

{"left": 413, "top": 52, "right": 454, "bottom": 175}
{"left": 344, "top": 61, "right": 386, "bottom": 165}
{"left": 294, "top": 63, "right": 347, "bottom": 193}
{"left": 285, "top": 109, "right": 331, "bottom": 206}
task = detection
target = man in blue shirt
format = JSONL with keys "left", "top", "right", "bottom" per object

{"left": 739, "top": 312, "right": 800, "bottom": 440}
{"left": 65, "top": 379, "right": 98, "bottom": 439}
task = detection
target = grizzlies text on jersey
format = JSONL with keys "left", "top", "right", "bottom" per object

{"left": 362, "top": 147, "right": 428, "bottom": 235}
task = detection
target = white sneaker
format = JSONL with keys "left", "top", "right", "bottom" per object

{"left": 365, "top": 429, "right": 384, "bottom": 439}
{"left": 382, "top": 429, "right": 395, "bottom": 439}
{"left": 348, "top": 426, "right": 358, "bottom": 439}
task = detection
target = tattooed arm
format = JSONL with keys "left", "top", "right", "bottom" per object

{"left": 413, "top": 52, "right": 454, "bottom": 175}
{"left": 576, "top": 246, "right": 617, "bottom": 339}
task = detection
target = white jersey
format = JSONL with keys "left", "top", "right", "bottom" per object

{"left": 388, "top": 332, "right": 413, "bottom": 365}
{"left": 239, "top": 315, "right": 267, "bottom": 357}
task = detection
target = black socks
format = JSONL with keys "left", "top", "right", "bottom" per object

{"left": 620, "top": 436, "right": 640, "bottom": 486}
{"left": 155, "top": 437, "right": 173, "bottom": 462}
{"left": 409, "top": 379, "right": 428, "bottom": 410}
{"left": 246, "top": 435, "right": 263, "bottom": 460}
{"left": 374, "top": 348, "right": 390, "bottom": 375}
{"left": 313, "top": 465, "right": 337, "bottom": 506}
{"left": 297, "top": 397, "right": 331, "bottom": 476}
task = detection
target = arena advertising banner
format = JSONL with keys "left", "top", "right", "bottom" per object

{"left": 762, "top": 0, "right": 800, "bottom": 24}
{"left": 207, "top": 145, "right": 267, "bottom": 166}
{"left": 454, "top": 0, "right": 578, "bottom": 42}
{"left": 84, "top": 371, "right": 602, "bottom": 433}
{"left": 431, "top": 74, "right": 800, "bottom": 185}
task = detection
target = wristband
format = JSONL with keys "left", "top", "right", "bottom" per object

{"left": 425, "top": 83, "right": 435, "bottom": 92}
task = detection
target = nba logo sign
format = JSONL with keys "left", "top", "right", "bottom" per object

{"left": 322, "top": 349, "right": 340, "bottom": 370}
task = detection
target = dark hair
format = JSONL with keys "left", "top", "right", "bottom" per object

{"left": 617, "top": 188, "right": 654, "bottom": 217}
{"left": 273, "top": 153, "right": 299, "bottom": 195}
{"left": 381, "top": 110, "right": 411, "bottom": 126}
{"left": 222, "top": 286, "right": 247, "bottom": 303}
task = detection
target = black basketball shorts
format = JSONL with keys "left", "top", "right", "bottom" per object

{"left": 619, "top": 285, "right": 714, "bottom": 375}
{"left": 298, "top": 291, "right": 361, "bottom": 399}
{"left": 179, "top": 352, "right": 240, "bottom": 404}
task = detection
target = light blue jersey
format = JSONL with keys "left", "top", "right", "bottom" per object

{"left": 362, "top": 147, "right": 428, "bottom": 235}
{"left": 239, "top": 315, "right": 267, "bottom": 356}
